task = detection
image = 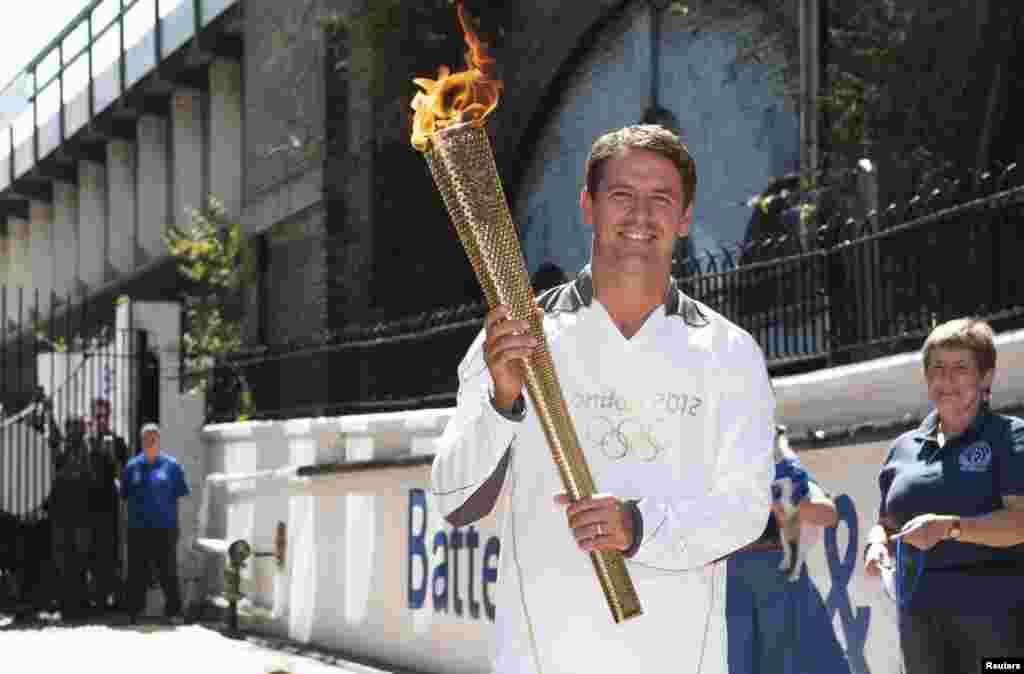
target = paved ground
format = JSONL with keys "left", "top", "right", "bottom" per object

{"left": 0, "top": 614, "right": 411, "bottom": 674}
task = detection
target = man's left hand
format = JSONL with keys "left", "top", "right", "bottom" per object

{"left": 555, "top": 493, "right": 633, "bottom": 553}
{"left": 891, "top": 513, "right": 956, "bottom": 550}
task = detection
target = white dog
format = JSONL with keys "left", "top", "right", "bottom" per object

{"left": 772, "top": 426, "right": 806, "bottom": 582}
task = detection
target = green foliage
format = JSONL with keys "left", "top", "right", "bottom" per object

{"left": 670, "top": 3, "right": 690, "bottom": 17}
{"left": 819, "top": 73, "right": 868, "bottom": 149}
{"left": 820, "top": 1, "right": 920, "bottom": 160}
{"left": 165, "top": 197, "right": 244, "bottom": 293}
{"left": 164, "top": 197, "right": 250, "bottom": 418}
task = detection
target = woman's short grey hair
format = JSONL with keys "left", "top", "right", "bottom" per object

{"left": 922, "top": 318, "right": 996, "bottom": 373}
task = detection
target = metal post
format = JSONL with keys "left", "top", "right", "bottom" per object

{"left": 8, "top": 128, "right": 14, "bottom": 186}
{"left": 88, "top": 13, "right": 95, "bottom": 119}
{"left": 32, "top": 69, "right": 39, "bottom": 165}
{"left": 16, "top": 287, "right": 23, "bottom": 514}
{"left": 799, "top": 0, "right": 821, "bottom": 180}
{"left": 31, "top": 288, "right": 39, "bottom": 511}
{"left": 119, "top": 0, "right": 127, "bottom": 98}
{"left": 154, "top": 0, "right": 162, "bottom": 64}
{"left": 59, "top": 44, "right": 66, "bottom": 144}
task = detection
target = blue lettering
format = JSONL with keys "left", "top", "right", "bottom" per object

{"left": 450, "top": 528, "right": 464, "bottom": 616}
{"left": 432, "top": 531, "right": 449, "bottom": 613}
{"left": 483, "top": 537, "right": 500, "bottom": 622}
{"left": 466, "top": 526, "right": 481, "bottom": 619}
{"left": 407, "top": 489, "right": 501, "bottom": 622}
{"left": 408, "top": 489, "right": 427, "bottom": 609}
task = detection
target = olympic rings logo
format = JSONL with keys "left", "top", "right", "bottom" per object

{"left": 584, "top": 416, "right": 667, "bottom": 462}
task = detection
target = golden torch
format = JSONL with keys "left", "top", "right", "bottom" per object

{"left": 411, "top": 3, "right": 642, "bottom": 623}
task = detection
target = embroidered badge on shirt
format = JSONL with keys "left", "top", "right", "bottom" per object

{"left": 958, "top": 442, "right": 992, "bottom": 473}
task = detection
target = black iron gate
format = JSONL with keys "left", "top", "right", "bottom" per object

{"left": 0, "top": 289, "right": 143, "bottom": 617}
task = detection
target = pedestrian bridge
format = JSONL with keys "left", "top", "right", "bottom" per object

{"left": 0, "top": 0, "right": 244, "bottom": 317}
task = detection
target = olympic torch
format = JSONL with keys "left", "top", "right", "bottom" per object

{"left": 411, "top": 3, "right": 642, "bottom": 623}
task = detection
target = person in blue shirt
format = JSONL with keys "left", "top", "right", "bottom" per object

{"left": 120, "top": 423, "right": 190, "bottom": 624}
{"left": 864, "top": 318, "right": 1024, "bottom": 674}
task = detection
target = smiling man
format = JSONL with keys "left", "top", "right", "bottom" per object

{"left": 432, "top": 125, "right": 775, "bottom": 674}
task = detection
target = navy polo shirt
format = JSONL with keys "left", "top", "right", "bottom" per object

{"left": 878, "top": 409, "right": 1024, "bottom": 612}
{"left": 120, "top": 453, "right": 190, "bottom": 529}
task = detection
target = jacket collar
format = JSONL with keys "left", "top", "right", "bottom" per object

{"left": 918, "top": 406, "right": 991, "bottom": 446}
{"left": 537, "top": 265, "right": 709, "bottom": 327}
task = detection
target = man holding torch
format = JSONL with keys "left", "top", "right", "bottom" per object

{"left": 431, "top": 124, "right": 775, "bottom": 674}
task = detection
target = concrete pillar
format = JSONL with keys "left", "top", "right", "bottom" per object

{"left": 107, "top": 139, "right": 137, "bottom": 276}
{"left": 209, "top": 59, "right": 243, "bottom": 219}
{"left": 5, "top": 216, "right": 30, "bottom": 329}
{"left": 53, "top": 181, "right": 80, "bottom": 301}
{"left": 172, "top": 88, "right": 205, "bottom": 226}
{"left": 29, "top": 200, "right": 54, "bottom": 311}
{"left": 0, "top": 234, "right": 8, "bottom": 290}
{"left": 137, "top": 115, "right": 171, "bottom": 264}
{"left": 9, "top": 216, "right": 30, "bottom": 290}
{"left": 78, "top": 160, "right": 108, "bottom": 292}
{"left": 0, "top": 233, "right": 10, "bottom": 333}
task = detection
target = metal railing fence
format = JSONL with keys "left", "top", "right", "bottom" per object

{"left": 202, "top": 163, "right": 1024, "bottom": 422}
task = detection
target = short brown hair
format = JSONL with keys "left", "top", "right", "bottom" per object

{"left": 584, "top": 125, "right": 697, "bottom": 210}
{"left": 922, "top": 318, "right": 996, "bottom": 373}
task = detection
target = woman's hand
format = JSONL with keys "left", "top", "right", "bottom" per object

{"left": 891, "top": 513, "right": 957, "bottom": 550}
{"left": 863, "top": 542, "right": 891, "bottom": 577}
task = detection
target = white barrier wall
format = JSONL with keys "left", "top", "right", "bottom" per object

{"left": 202, "top": 413, "right": 499, "bottom": 674}
{"left": 200, "top": 327, "right": 1024, "bottom": 674}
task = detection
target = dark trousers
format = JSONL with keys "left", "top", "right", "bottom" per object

{"left": 126, "top": 527, "right": 181, "bottom": 618}
{"left": 87, "top": 512, "right": 118, "bottom": 609}
{"left": 51, "top": 523, "right": 91, "bottom": 616}
{"left": 900, "top": 608, "right": 1024, "bottom": 674}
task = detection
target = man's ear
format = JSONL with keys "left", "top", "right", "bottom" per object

{"left": 580, "top": 189, "right": 594, "bottom": 226}
{"left": 981, "top": 368, "right": 995, "bottom": 395}
{"left": 676, "top": 202, "right": 694, "bottom": 238}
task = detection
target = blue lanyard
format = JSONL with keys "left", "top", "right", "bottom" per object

{"left": 894, "top": 538, "right": 926, "bottom": 609}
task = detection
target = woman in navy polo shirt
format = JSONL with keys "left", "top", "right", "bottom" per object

{"left": 864, "top": 318, "right": 1024, "bottom": 673}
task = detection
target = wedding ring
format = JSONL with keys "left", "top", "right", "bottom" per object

{"left": 596, "top": 523, "right": 604, "bottom": 537}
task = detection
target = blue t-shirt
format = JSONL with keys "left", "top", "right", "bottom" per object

{"left": 878, "top": 409, "right": 1024, "bottom": 612}
{"left": 120, "top": 453, "right": 190, "bottom": 529}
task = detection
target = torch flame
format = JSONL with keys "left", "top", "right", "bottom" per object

{"left": 411, "top": 2, "right": 503, "bottom": 152}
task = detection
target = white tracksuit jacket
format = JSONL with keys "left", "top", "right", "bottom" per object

{"left": 431, "top": 271, "right": 775, "bottom": 674}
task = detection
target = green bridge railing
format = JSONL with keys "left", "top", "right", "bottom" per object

{"left": 0, "top": 0, "right": 236, "bottom": 192}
